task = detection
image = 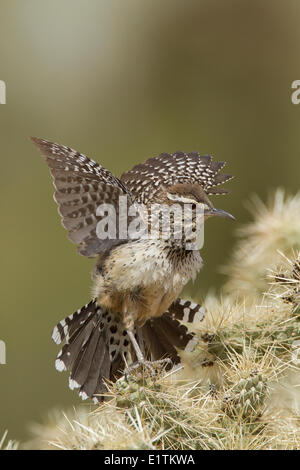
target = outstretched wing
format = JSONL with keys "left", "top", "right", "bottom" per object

{"left": 32, "top": 137, "right": 133, "bottom": 257}
{"left": 121, "top": 151, "right": 234, "bottom": 204}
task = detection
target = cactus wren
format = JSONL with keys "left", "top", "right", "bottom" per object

{"left": 32, "top": 137, "right": 234, "bottom": 403}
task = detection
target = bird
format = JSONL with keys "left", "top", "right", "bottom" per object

{"left": 31, "top": 137, "right": 235, "bottom": 403}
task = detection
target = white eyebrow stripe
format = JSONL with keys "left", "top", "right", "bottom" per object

{"left": 166, "top": 192, "right": 196, "bottom": 204}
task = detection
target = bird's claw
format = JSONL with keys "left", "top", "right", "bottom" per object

{"left": 124, "top": 358, "right": 172, "bottom": 382}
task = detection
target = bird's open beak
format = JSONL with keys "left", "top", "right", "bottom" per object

{"left": 206, "top": 208, "right": 236, "bottom": 221}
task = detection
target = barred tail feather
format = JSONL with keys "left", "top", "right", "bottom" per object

{"left": 52, "top": 298, "right": 206, "bottom": 402}
{"left": 141, "top": 298, "right": 206, "bottom": 366}
{"left": 52, "top": 300, "right": 96, "bottom": 345}
{"left": 52, "top": 302, "right": 133, "bottom": 403}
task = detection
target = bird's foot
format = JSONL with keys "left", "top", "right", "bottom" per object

{"left": 124, "top": 358, "right": 172, "bottom": 381}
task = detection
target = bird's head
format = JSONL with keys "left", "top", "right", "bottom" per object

{"left": 164, "top": 182, "right": 235, "bottom": 221}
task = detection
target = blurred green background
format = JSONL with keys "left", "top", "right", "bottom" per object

{"left": 1, "top": 0, "right": 300, "bottom": 441}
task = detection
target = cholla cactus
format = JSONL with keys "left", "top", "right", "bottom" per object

{"left": 224, "top": 374, "right": 266, "bottom": 417}
{"left": 13, "top": 190, "right": 300, "bottom": 450}
{"left": 0, "top": 431, "right": 19, "bottom": 450}
{"left": 270, "top": 252, "right": 300, "bottom": 312}
{"left": 223, "top": 190, "right": 300, "bottom": 297}
{"left": 222, "top": 366, "right": 268, "bottom": 421}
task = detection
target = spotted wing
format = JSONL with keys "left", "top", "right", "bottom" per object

{"left": 32, "top": 137, "right": 134, "bottom": 257}
{"left": 121, "top": 151, "right": 233, "bottom": 204}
